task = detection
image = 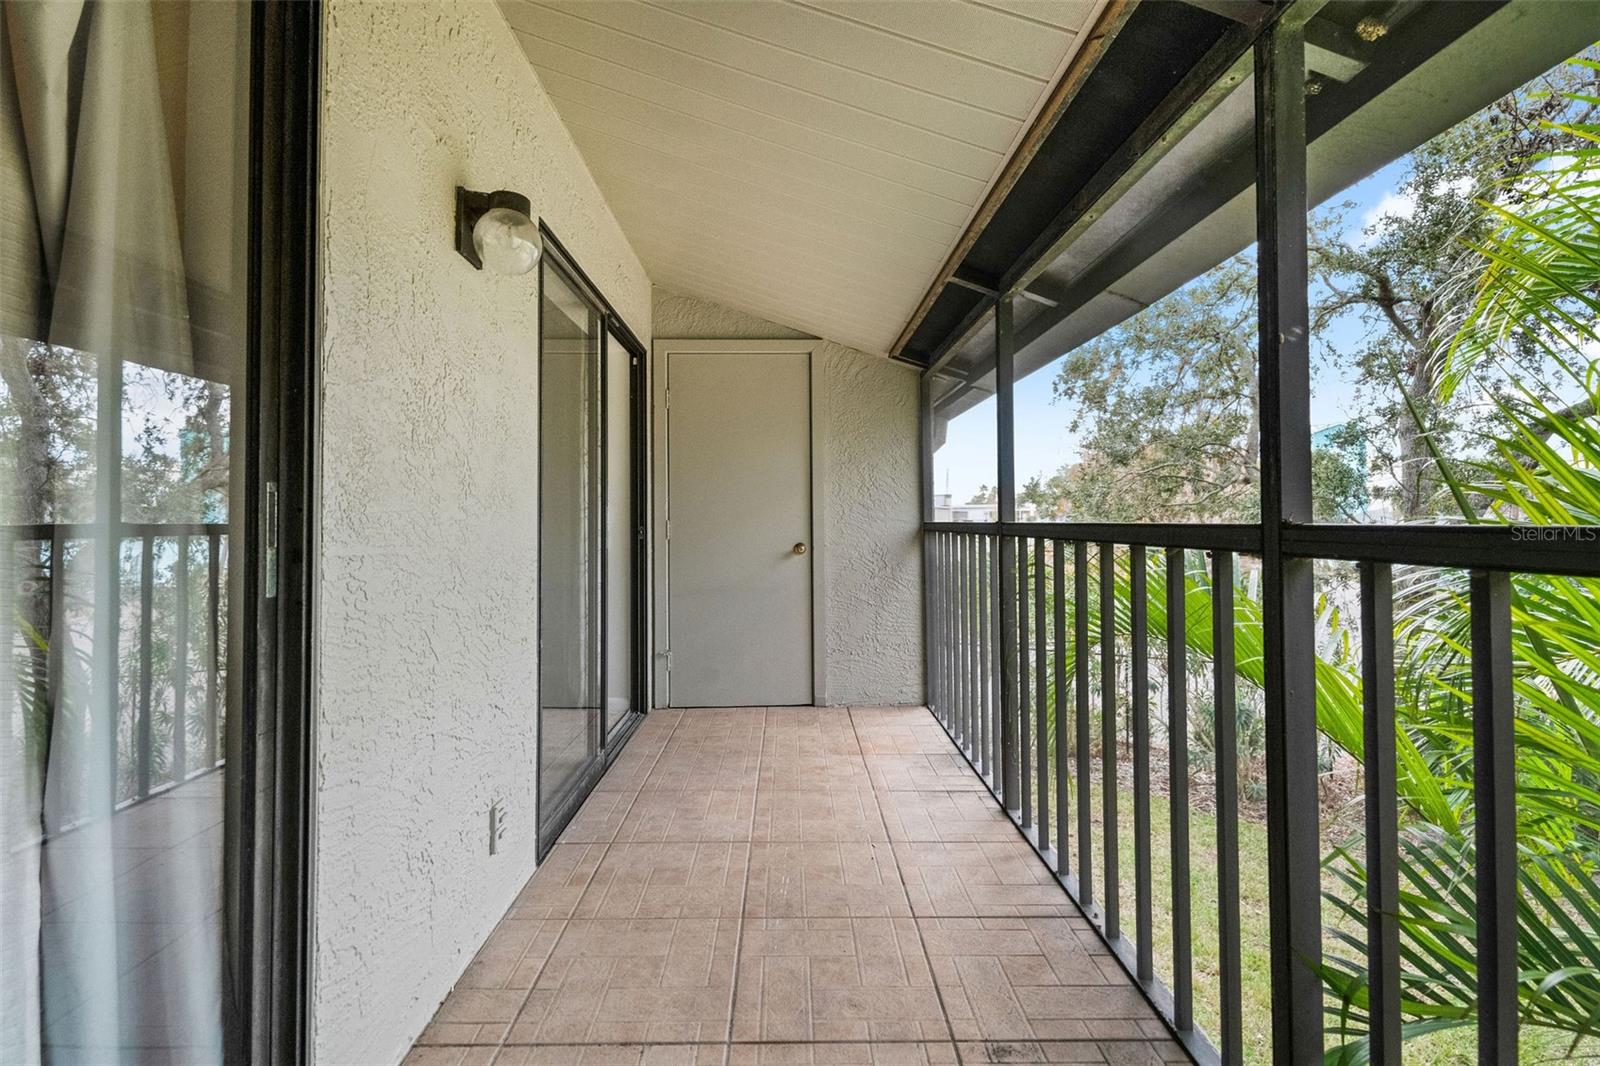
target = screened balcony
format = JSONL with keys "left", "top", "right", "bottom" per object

{"left": 6, "top": 2, "right": 1600, "bottom": 1066}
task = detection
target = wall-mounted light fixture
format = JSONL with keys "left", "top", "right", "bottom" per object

{"left": 455, "top": 187, "right": 541, "bottom": 275}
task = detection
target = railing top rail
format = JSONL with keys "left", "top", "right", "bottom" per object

{"left": 1284, "top": 523, "right": 1600, "bottom": 578}
{"left": 3, "top": 521, "right": 230, "bottom": 540}
{"left": 923, "top": 521, "right": 1262, "bottom": 553}
{"left": 923, "top": 521, "right": 1600, "bottom": 578}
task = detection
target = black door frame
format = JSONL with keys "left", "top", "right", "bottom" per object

{"left": 534, "top": 224, "right": 650, "bottom": 859}
{"left": 243, "top": 3, "right": 319, "bottom": 1063}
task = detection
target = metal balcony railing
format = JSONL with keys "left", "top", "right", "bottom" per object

{"left": 922, "top": 518, "right": 1600, "bottom": 1065}
{"left": 5, "top": 521, "right": 229, "bottom": 825}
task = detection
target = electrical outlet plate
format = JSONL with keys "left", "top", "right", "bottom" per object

{"left": 488, "top": 800, "right": 507, "bottom": 855}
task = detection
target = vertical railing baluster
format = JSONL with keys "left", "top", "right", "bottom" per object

{"left": 1472, "top": 569, "right": 1517, "bottom": 1064}
{"left": 1000, "top": 533, "right": 1020, "bottom": 810}
{"left": 1074, "top": 541, "right": 1093, "bottom": 907}
{"left": 1360, "top": 562, "right": 1401, "bottom": 1066}
{"left": 947, "top": 532, "right": 958, "bottom": 731}
{"left": 976, "top": 535, "right": 990, "bottom": 778}
{"left": 978, "top": 535, "right": 990, "bottom": 779}
{"left": 953, "top": 531, "right": 966, "bottom": 745}
{"left": 942, "top": 533, "right": 954, "bottom": 727}
{"left": 174, "top": 535, "right": 190, "bottom": 780}
{"left": 1034, "top": 536, "right": 1049, "bottom": 851}
{"left": 207, "top": 530, "right": 221, "bottom": 766}
{"left": 1019, "top": 537, "right": 1033, "bottom": 829}
{"left": 47, "top": 529, "right": 66, "bottom": 736}
{"left": 991, "top": 534, "right": 1003, "bottom": 792}
{"left": 954, "top": 533, "right": 966, "bottom": 741}
{"left": 935, "top": 533, "right": 947, "bottom": 724}
{"left": 1053, "top": 539, "right": 1069, "bottom": 871}
{"left": 968, "top": 534, "right": 980, "bottom": 757}
{"left": 1167, "top": 547, "right": 1193, "bottom": 1033}
{"left": 1214, "top": 550, "right": 1242, "bottom": 1065}
{"left": 927, "top": 532, "right": 938, "bottom": 719}
{"left": 963, "top": 533, "right": 976, "bottom": 756}
{"left": 138, "top": 534, "right": 155, "bottom": 800}
{"left": 1131, "top": 544, "right": 1152, "bottom": 982}
{"left": 1100, "top": 543, "right": 1119, "bottom": 939}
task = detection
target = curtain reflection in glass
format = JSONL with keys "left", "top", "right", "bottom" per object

{"left": 2, "top": 2, "right": 248, "bottom": 1062}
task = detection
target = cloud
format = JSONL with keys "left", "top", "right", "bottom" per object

{"left": 1350, "top": 177, "right": 1477, "bottom": 247}
{"left": 1354, "top": 190, "right": 1417, "bottom": 245}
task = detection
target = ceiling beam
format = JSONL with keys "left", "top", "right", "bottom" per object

{"left": 886, "top": 0, "right": 1139, "bottom": 364}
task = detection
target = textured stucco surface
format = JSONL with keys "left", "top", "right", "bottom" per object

{"left": 653, "top": 289, "right": 923, "bottom": 706}
{"left": 314, "top": 2, "right": 649, "bottom": 1062}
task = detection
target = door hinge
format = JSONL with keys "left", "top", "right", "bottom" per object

{"left": 664, "top": 388, "right": 670, "bottom": 410}
{"left": 665, "top": 519, "right": 671, "bottom": 540}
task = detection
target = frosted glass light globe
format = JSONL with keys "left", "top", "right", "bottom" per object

{"left": 472, "top": 206, "right": 541, "bottom": 275}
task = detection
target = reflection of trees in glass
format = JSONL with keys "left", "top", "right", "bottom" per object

{"left": 4, "top": 343, "right": 233, "bottom": 819}
{"left": 0, "top": 339, "right": 99, "bottom": 525}
{"left": 122, "top": 361, "right": 231, "bottom": 523}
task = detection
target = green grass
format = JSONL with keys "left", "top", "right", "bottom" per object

{"left": 1051, "top": 773, "right": 1592, "bottom": 1064}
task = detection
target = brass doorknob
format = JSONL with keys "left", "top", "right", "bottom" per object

{"left": 793, "top": 542, "right": 808, "bottom": 555}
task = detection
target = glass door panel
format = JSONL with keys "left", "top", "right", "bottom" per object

{"left": 1, "top": 3, "right": 256, "bottom": 1061}
{"left": 603, "top": 329, "right": 634, "bottom": 738}
{"left": 538, "top": 261, "right": 603, "bottom": 849}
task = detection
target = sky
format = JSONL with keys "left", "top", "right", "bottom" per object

{"left": 933, "top": 158, "right": 1412, "bottom": 506}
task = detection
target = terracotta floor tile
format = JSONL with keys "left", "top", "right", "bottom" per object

{"left": 876, "top": 791, "right": 1016, "bottom": 843}
{"left": 727, "top": 1043, "right": 957, "bottom": 1064}
{"left": 862, "top": 754, "right": 990, "bottom": 793}
{"left": 509, "top": 918, "right": 739, "bottom": 1045}
{"left": 617, "top": 790, "right": 758, "bottom": 842}
{"left": 597, "top": 744, "right": 668, "bottom": 791}
{"left": 853, "top": 729, "right": 962, "bottom": 757}
{"left": 509, "top": 843, "right": 607, "bottom": 920}
{"left": 671, "top": 709, "right": 766, "bottom": 744}
{"left": 758, "top": 753, "right": 873, "bottom": 792}
{"left": 892, "top": 842, "right": 1074, "bottom": 918}
{"left": 563, "top": 790, "right": 640, "bottom": 844}
{"left": 762, "top": 710, "right": 861, "bottom": 759}
{"left": 955, "top": 1040, "right": 1106, "bottom": 1063}
{"left": 423, "top": 985, "right": 529, "bottom": 1046}
{"left": 753, "top": 790, "right": 887, "bottom": 842}
{"left": 577, "top": 842, "right": 749, "bottom": 918}
{"left": 494, "top": 1044, "right": 728, "bottom": 1065}
{"left": 413, "top": 1020, "right": 511, "bottom": 1047}
{"left": 407, "top": 705, "right": 1179, "bottom": 1065}
{"left": 732, "top": 917, "right": 947, "bottom": 1043}
{"left": 456, "top": 918, "right": 565, "bottom": 989}
{"left": 402, "top": 1046, "right": 498, "bottom": 1066}
{"left": 645, "top": 746, "right": 762, "bottom": 790}
{"left": 920, "top": 917, "right": 1155, "bottom": 1042}
{"left": 745, "top": 842, "right": 909, "bottom": 918}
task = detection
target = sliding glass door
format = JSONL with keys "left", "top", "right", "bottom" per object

{"left": 2, "top": 4, "right": 315, "bottom": 1062}
{"left": 538, "top": 258, "right": 604, "bottom": 850}
{"left": 536, "top": 237, "right": 646, "bottom": 853}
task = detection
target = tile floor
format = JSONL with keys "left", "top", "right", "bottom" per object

{"left": 406, "top": 707, "right": 1184, "bottom": 1066}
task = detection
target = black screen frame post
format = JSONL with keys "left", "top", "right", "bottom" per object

{"left": 244, "top": 3, "right": 320, "bottom": 1063}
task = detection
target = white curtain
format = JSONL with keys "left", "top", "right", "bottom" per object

{"left": 1, "top": 2, "right": 212, "bottom": 1063}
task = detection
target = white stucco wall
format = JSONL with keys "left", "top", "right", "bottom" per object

{"left": 652, "top": 288, "right": 923, "bottom": 706}
{"left": 314, "top": 2, "right": 649, "bottom": 1062}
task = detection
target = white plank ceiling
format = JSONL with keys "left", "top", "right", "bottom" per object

{"left": 500, "top": 0, "right": 1108, "bottom": 354}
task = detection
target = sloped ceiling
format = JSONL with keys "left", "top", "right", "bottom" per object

{"left": 500, "top": 0, "right": 1109, "bottom": 354}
